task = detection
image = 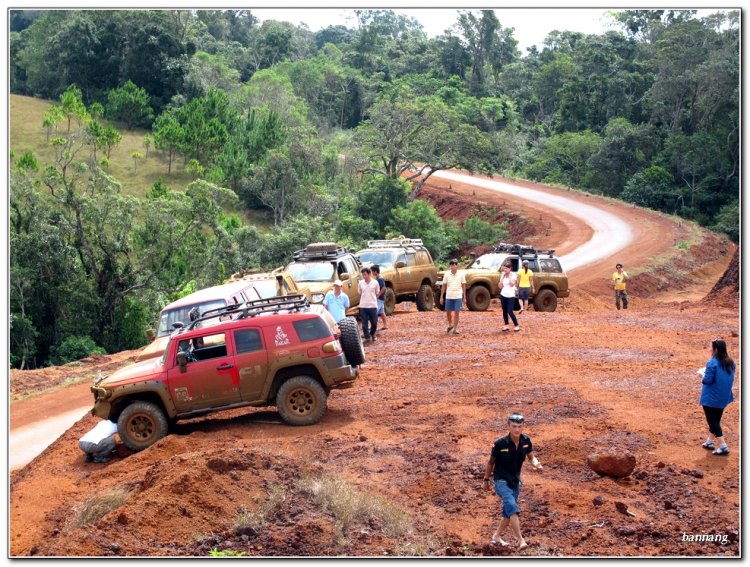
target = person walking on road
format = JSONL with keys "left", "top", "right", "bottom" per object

{"left": 517, "top": 260, "right": 535, "bottom": 314}
{"left": 358, "top": 267, "right": 380, "bottom": 343}
{"left": 440, "top": 259, "right": 466, "bottom": 335}
{"left": 483, "top": 413, "right": 542, "bottom": 550}
{"left": 79, "top": 419, "right": 118, "bottom": 463}
{"left": 323, "top": 279, "right": 350, "bottom": 326}
{"left": 700, "top": 338, "right": 736, "bottom": 456}
{"left": 371, "top": 265, "right": 388, "bottom": 330}
{"left": 499, "top": 263, "right": 520, "bottom": 332}
{"left": 612, "top": 263, "right": 629, "bottom": 310}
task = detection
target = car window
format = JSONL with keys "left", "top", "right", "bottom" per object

{"left": 358, "top": 251, "right": 394, "bottom": 268}
{"left": 293, "top": 317, "right": 332, "bottom": 342}
{"left": 540, "top": 259, "right": 563, "bottom": 273}
{"left": 345, "top": 257, "right": 360, "bottom": 277}
{"left": 158, "top": 300, "right": 227, "bottom": 336}
{"left": 406, "top": 253, "right": 416, "bottom": 267}
{"left": 285, "top": 261, "right": 335, "bottom": 282}
{"left": 253, "top": 279, "right": 279, "bottom": 299}
{"left": 177, "top": 333, "right": 227, "bottom": 363}
{"left": 395, "top": 253, "right": 406, "bottom": 267}
{"left": 234, "top": 329, "right": 263, "bottom": 354}
{"left": 521, "top": 259, "right": 540, "bottom": 271}
{"left": 416, "top": 250, "right": 431, "bottom": 266}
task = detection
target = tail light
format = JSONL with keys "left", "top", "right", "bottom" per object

{"left": 322, "top": 340, "right": 341, "bottom": 354}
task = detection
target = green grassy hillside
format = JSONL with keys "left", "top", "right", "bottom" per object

{"left": 10, "top": 94, "right": 273, "bottom": 232}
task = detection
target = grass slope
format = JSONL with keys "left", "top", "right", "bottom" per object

{"left": 10, "top": 94, "right": 273, "bottom": 232}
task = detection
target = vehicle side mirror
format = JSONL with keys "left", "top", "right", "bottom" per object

{"left": 176, "top": 351, "right": 188, "bottom": 373}
{"left": 470, "top": 252, "right": 477, "bottom": 259}
{"left": 396, "top": 261, "right": 405, "bottom": 269}
{"left": 340, "top": 272, "right": 350, "bottom": 281}
{"left": 145, "top": 328, "right": 155, "bottom": 342}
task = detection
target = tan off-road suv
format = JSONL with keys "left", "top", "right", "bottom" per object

{"left": 355, "top": 237, "right": 438, "bottom": 314}
{"left": 92, "top": 294, "right": 364, "bottom": 451}
{"left": 434, "top": 243, "right": 570, "bottom": 312}
{"left": 284, "top": 243, "right": 363, "bottom": 311}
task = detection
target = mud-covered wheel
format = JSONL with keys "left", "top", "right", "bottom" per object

{"left": 117, "top": 401, "right": 168, "bottom": 452}
{"left": 338, "top": 316, "right": 365, "bottom": 366}
{"left": 466, "top": 285, "right": 491, "bottom": 311}
{"left": 277, "top": 376, "right": 327, "bottom": 426}
{"left": 416, "top": 284, "right": 434, "bottom": 311}
{"left": 533, "top": 289, "right": 558, "bottom": 312}
{"left": 383, "top": 288, "right": 396, "bottom": 316}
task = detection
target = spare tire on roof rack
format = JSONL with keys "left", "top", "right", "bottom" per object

{"left": 306, "top": 242, "right": 340, "bottom": 253}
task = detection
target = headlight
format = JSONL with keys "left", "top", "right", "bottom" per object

{"left": 312, "top": 293, "right": 325, "bottom": 302}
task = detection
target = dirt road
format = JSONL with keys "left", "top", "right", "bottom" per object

{"left": 9, "top": 174, "right": 738, "bottom": 557}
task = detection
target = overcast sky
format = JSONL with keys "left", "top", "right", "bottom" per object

{"left": 249, "top": 7, "right": 721, "bottom": 55}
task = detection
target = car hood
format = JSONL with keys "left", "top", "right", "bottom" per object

{"left": 135, "top": 336, "right": 170, "bottom": 362}
{"left": 101, "top": 357, "right": 164, "bottom": 387}
{"left": 305, "top": 282, "right": 335, "bottom": 296}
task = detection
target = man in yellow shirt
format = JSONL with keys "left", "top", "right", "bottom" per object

{"left": 517, "top": 260, "right": 535, "bottom": 313}
{"left": 612, "top": 263, "right": 629, "bottom": 310}
{"left": 440, "top": 259, "right": 466, "bottom": 335}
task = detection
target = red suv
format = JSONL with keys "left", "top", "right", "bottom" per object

{"left": 91, "top": 295, "right": 365, "bottom": 451}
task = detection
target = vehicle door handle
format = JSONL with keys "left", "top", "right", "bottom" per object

{"left": 217, "top": 364, "right": 234, "bottom": 370}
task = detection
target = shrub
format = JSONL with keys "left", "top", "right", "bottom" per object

{"left": 47, "top": 335, "right": 106, "bottom": 366}
{"left": 68, "top": 486, "right": 131, "bottom": 530}
{"left": 232, "top": 483, "right": 286, "bottom": 535}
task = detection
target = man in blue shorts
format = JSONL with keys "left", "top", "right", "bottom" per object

{"left": 482, "top": 413, "right": 543, "bottom": 550}
{"left": 439, "top": 259, "right": 466, "bottom": 335}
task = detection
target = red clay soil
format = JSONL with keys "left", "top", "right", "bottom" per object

{"left": 10, "top": 175, "right": 739, "bottom": 557}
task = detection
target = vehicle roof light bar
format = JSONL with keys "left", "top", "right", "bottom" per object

{"left": 366, "top": 238, "right": 424, "bottom": 248}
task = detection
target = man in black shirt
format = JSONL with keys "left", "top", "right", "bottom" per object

{"left": 482, "top": 413, "right": 543, "bottom": 550}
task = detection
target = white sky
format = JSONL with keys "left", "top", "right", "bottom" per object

{"left": 249, "top": 7, "right": 723, "bottom": 55}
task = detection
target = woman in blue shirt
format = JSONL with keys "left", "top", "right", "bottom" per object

{"left": 700, "top": 338, "right": 736, "bottom": 456}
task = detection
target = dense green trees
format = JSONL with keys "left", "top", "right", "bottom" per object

{"left": 9, "top": 8, "right": 739, "bottom": 367}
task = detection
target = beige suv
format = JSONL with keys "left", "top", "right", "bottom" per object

{"left": 355, "top": 237, "right": 438, "bottom": 314}
{"left": 435, "top": 243, "right": 570, "bottom": 312}
{"left": 284, "top": 243, "right": 363, "bottom": 312}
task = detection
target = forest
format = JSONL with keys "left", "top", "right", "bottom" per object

{"left": 9, "top": 9, "right": 739, "bottom": 369}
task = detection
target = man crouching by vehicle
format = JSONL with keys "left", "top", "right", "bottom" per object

{"left": 79, "top": 419, "right": 118, "bottom": 463}
{"left": 482, "top": 413, "right": 542, "bottom": 550}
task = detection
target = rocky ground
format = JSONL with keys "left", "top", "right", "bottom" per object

{"left": 9, "top": 176, "right": 739, "bottom": 557}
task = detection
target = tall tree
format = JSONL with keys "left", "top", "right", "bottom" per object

{"left": 106, "top": 80, "right": 154, "bottom": 130}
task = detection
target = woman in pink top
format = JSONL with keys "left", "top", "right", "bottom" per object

{"left": 499, "top": 263, "right": 519, "bottom": 332}
{"left": 357, "top": 267, "right": 381, "bottom": 342}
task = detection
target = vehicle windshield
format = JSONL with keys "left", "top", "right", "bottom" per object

{"left": 358, "top": 251, "right": 394, "bottom": 268}
{"left": 160, "top": 337, "right": 171, "bottom": 365}
{"left": 467, "top": 254, "right": 505, "bottom": 270}
{"left": 252, "top": 278, "right": 279, "bottom": 299}
{"left": 157, "top": 299, "right": 227, "bottom": 336}
{"left": 285, "top": 261, "right": 334, "bottom": 282}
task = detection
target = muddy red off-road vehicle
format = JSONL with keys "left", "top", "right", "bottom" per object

{"left": 91, "top": 295, "right": 365, "bottom": 451}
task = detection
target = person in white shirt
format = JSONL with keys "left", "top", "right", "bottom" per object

{"left": 440, "top": 259, "right": 467, "bottom": 335}
{"left": 357, "top": 267, "right": 381, "bottom": 343}
{"left": 79, "top": 419, "right": 118, "bottom": 463}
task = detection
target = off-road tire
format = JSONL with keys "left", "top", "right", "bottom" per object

{"left": 339, "top": 316, "right": 365, "bottom": 366}
{"left": 277, "top": 376, "right": 327, "bottom": 426}
{"left": 306, "top": 242, "right": 338, "bottom": 252}
{"left": 383, "top": 288, "right": 396, "bottom": 316}
{"left": 416, "top": 284, "right": 434, "bottom": 311}
{"left": 117, "top": 401, "right": 168, "bottom": 452}
{"left": 533, "top": 289, "right": 558, "bottom": 312}
{"left": 466, "top": 285, "right": 492, "bottom": 311}
{"left": 435, "top": 292, "right": 446, "bottom": 311}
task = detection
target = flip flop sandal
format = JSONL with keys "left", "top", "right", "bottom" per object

{"left": 712, "top": 446, "right": 730, "bottom": 456}
{"left": 514, "top": 327, "right": 520, "bottom": 332}
{"left": 501, "top": 327, "right": 510, "bottom": 332}
{"left": 702, "top": 441, "right": 715, "bottom": 450}
{"left": 517, "top": 542, "right": 529, "bottom": 551}
{"left": 446, "top": 326, "right": 454, "bottom": 334}
{"left": 453, "top": 330, "right": 460, "bottom": 335}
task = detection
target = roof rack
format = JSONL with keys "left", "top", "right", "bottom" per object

{"left": 366, "top": 237, "right": 424, "bottom": 249}
{"left": 490, "top": 243, "right": 556, "bottom": 257}
{"left": 293, "top": 242, "right": 348, "bottom": 261}
{"left": 180, "top": 294, "right": 311, "bottom": 333}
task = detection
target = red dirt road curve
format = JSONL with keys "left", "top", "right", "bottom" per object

{"left": 9, "top": 174, "right": 738, "bottom": 557}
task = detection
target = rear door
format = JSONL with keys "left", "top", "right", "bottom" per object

{"left": 397, "top": 252, "right": 419, "bottom": 292}
{"left": 340, "top": 256, "right": 361, "bottom": 306}
{"left": 166, "top": 332, "right": 241, "bottom": 412}
{"left": 232, "top": 327, "right": 269, "bottom": 401}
